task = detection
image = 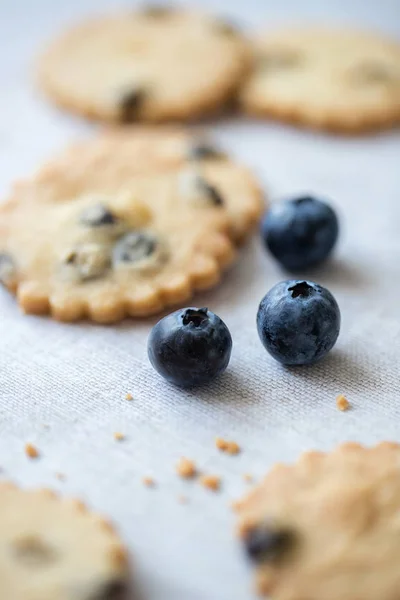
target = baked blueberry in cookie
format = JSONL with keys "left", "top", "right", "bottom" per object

{"left": 0, "top": 253, "right": 16, "bottom": 286}
{"left": 63, "top": 244, "right": 111, "bottom": 281}
{"left": 179, "top": 170, "right": 224, "bottom": 207}
{"left": 80, "top": 204, "right": 117, "bottom": 227}
{"left": 257, "top": 280, "right": 340, "bottom": 365}
{"left": 112, "top": 231, "right": 158, "bottom": 265}
{"left": 244, "top": 524, "right": 294, "bottom": 562}
{"left": 187, "top": 141, "right": 227, "bottom": 161}
{"left": 148, "top": 307, "right": 232, "bottom": 387}
{"left": 119, "top": 87, "right": 147, "bottom": 122}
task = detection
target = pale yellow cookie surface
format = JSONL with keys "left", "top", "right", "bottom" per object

{"left": 61, "top": 127, "right": 264, "bottom": 241}
{"left": 0, "top": 136, "right": 262, "bottom": 321}
{"left": 0, "top": 482, "right": 129, "bottom": 600}
{"left": 235, "top": 442, "right": 400, "bottom": 600}
{"left": 38, "top": 8, "right": 250, "bottom": 122}
{"left": 241, "top": 28, "right": 400, "bottom": 132}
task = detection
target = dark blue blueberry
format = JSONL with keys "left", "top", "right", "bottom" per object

{"left": 257, "top": 280, "right": 340, "bottom": 366}
{"left": 148, "top": 307, "right": 232, "bottom": 387}
{"left": 244, "top": 525, "right": 294, "bottom": 563}
{"left": 261, "top": 196, "right": 339, "bottom": 271}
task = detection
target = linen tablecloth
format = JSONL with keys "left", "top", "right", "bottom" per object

{"left": 1, "top": 1, "right": 400, "bottom": 598}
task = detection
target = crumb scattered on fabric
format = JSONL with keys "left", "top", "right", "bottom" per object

{"left": 42, "top": 423, "right": 50, "bottom": 429}
{"left": 178, "top": 495, "right": 189, "bottom": 504}
{"left": 336, "top": 394, "right": 350, "bottom": 411}
{"left": 113, "top": 432, "right": 125, "bottom": 441}
{"left": 125, "top": 393, "right": 133, "bottom": 401}
{"left": 243, "top": 473, "right": 253, "bottom": 482}
{"left": 215, "top": 437, "right": 241, "bottom": 455}
{"left": 55, "top": 472, "right": 66, "bottom": 481}
{"left": 142, "top": 477, "right": 155, "bottom": 487}
{"left": 25, "top": 443, "right": 39, "bottom": 459}
{"left": 200, "top": 474, "right": 221, "bottom": 491}
{"left": 176, "top": 457, "right": 197, "bottom": 479}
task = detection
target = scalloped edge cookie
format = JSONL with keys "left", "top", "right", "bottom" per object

{"left": 38, "top": 8, "right": 250, "bottom": 123}
{"left": 241, "top": 27, "right": 400, "bottom": 133}
{"left": 0, "top": 481, "right": 130, "bottom": 600}
{"left": 235, "top": 442, "right": 400, "bottom": 600}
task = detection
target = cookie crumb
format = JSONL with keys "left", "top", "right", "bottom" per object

{"left": 215, "top": 437, "right": 241, "bottom": 455}
{"left": 243, "top": 473, "right": 254, "bottom": 483}
{"left": 336, "top": 394, "right": 350, "bottom": 411}
{"left": 142, "top": 476, "right": 155, "bottom": 487}
{"left": 200, "top": 475, "right": 221, "bottom": 492}
{"left": 178, "top": 495, "right": 189, "bottom": 504}
{"left": 176, "top": 457, "right": 197, "bottom": 479}
{"left": 42, "top": 423, "right": 50, "bottom": 429}
{"left": 113, "top": 432, "right": 125, "bottom": 441}
{"left": 125, "top": 393, "right": 133, "bottom": 401}
{"left": 55, "top": 472, "right": 66, "bottom": 481}
{"left": 25, "top": 443, "right": 39, "bottom": 459}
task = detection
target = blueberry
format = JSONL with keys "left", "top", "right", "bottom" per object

{"left": 80, "top": 204, "right": 116, "bottom": 227}
{"left": 187, "top": 141, "right": 227, "bottom": 161}
{"left": 257, "top": 280, "right": 340, "bottom": 366}
{"left": 113, "top": 231, "right": 156, "bottom": 265}
{"left": 261, "top": 196, "right": 339, "bottom": 271}
{"left": 119, "top": 86, "right": 147, "bottom": 122}
{"left": 148, "top": 307, "right": 232, "bottom": 387}
{"left": 244, "top": 525, "right": 294, "bottom": 563}
{"left": 0, "top": 252, "right": 16, "bottom": 285}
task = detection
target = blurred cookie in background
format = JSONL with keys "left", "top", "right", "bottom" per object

{"left": 38, "top": 6, "right": 250, "bottom": 123}
{"left": 240, "top": 27, "right": 400, "bottom": 133}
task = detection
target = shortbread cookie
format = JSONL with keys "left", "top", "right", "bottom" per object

{"left": 235, "top": 442, "right": 400, "bottom": 599}
{"left": 241, "top": 28, "right": 400, "bottom": 132}
{"left": 0, "top": 482, "right": 129, "bottom": 600}
{"left": 0, "top": 156, "right": 243, "bottom": 322}
{"left": 38, "top": 8, "right": 250, "bottom": 123}
{"left": 57, "top": 127, "right": 264, "bottom": 241}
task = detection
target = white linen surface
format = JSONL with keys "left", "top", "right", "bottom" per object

{"left": 1, "top": 1, "right": 399, "bottom": 598}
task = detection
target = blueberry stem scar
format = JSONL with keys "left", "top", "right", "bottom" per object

{"left": 288, "top": 281, "right": 313, "bottom": 299}
{"left": 181, "top": 307, "right": 208, "bottom": 327}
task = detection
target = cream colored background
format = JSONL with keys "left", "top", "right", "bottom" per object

{"left": 0, "top": 1, "right": 399, "bottom": 598}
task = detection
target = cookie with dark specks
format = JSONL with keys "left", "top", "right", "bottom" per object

{"left": 235, "top": 442, "right": 400, "bottom": 599}
{"left": 1, "top": 146, "right": 255, "bottom": 322}
{"left": 0, "top": 482, "right": 129, "bottom": 600}
{"left": 241, "top": 28, "right": 400, "bottom": 132}
{"left": 38, "top": 8, "right": 250, "bottom": 123}
{"left": 61, "top": 126, "right": 265, "bottom": 242}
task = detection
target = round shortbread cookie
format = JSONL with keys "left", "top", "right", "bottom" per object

{"left": 241, "top": 28, "right": 400, "bottom": 132}
{"left": 59, "top": 126, "right": 265, "bottom": 242}
{"left": 38, "top": 7, "right": 250, "bottom": 123}
{"left": 235, "top": 442, "right": 400, "bottom": 600}
{"left": 0, "top": 132, "right": 265, "bottom": 321}
{"left": 0, "top": 482, "right": 129, "bottom": 600}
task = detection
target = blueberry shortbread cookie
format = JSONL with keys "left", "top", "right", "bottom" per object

{"left": 38, "top": 7, "right": 250, "bottom": 123}
{"left": 58, "top": 127, "right": 264, "bottom": 241}
{"left": 235, "top": 442, "right": 400, "bottom": 599}
{"left": 0, "top": 482, "right": 129, "bottom": 599}
{"left": 0, "top": 141, "right": 257, "bottom": 321}
{"left": 241, "top": 28, "right": 400, "bottom": 132}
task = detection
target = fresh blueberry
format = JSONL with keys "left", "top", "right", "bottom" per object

{"left": 261, "top": 196, "right": 339, "bottom": 271}
{"left": 148, "top": 307, "right": 232, "bottom": 387}
{"left": 257, "top": 280, "right": 340, "bottom": 366}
